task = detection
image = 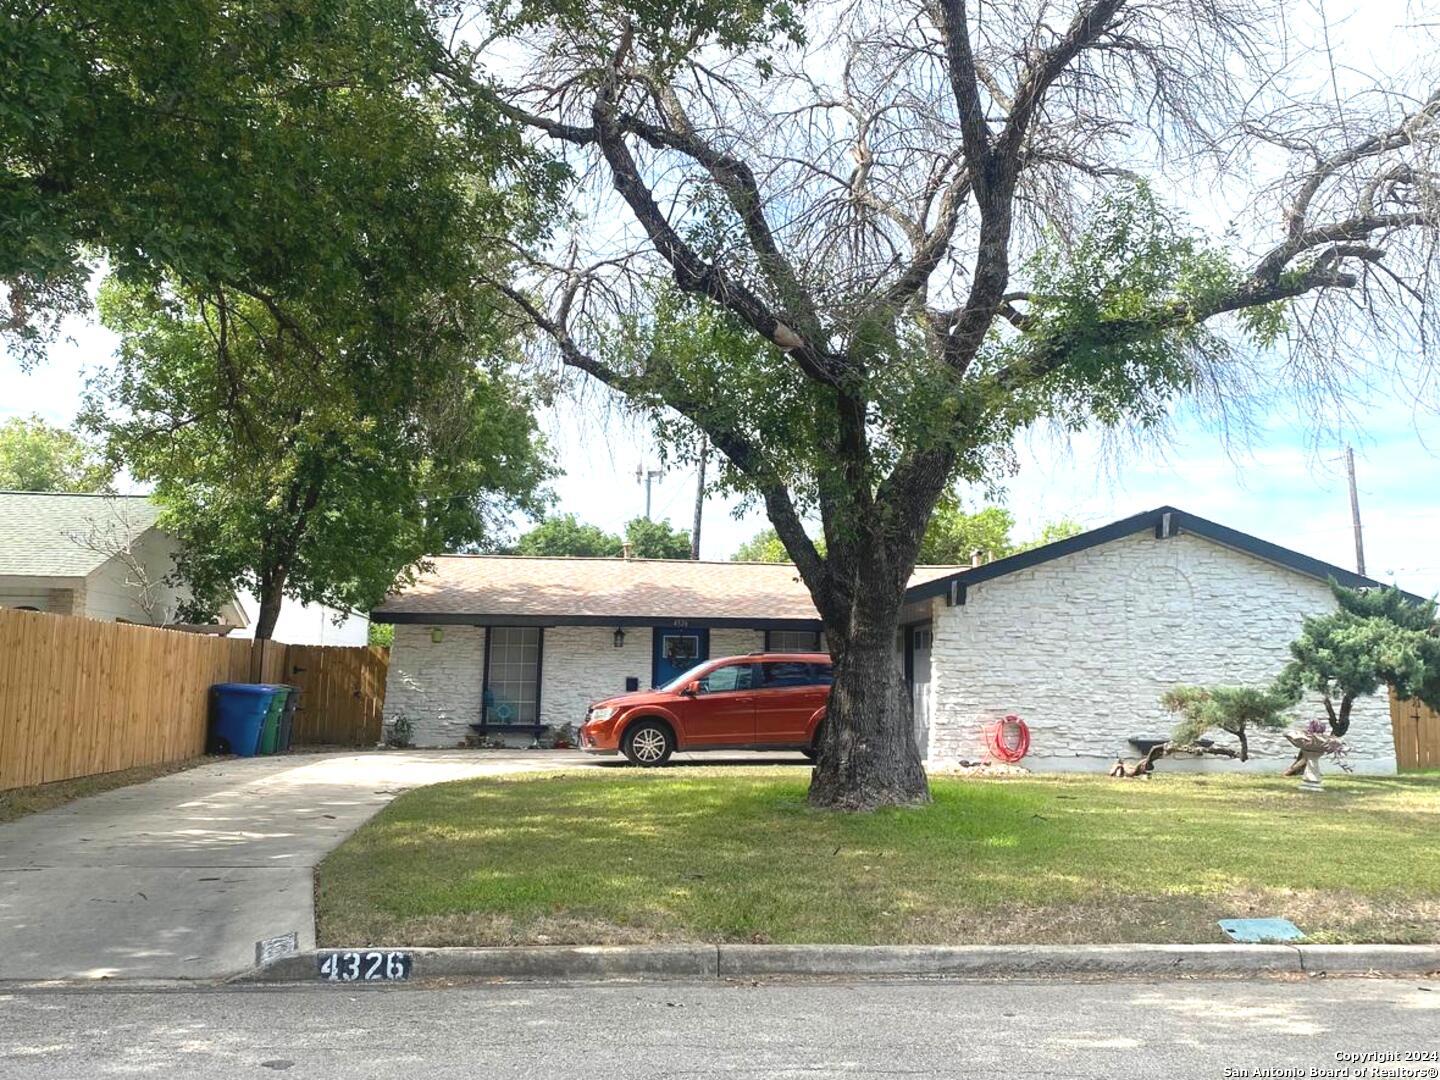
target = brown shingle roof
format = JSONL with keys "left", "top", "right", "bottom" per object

{"left": 374, "top": 556, "right": 963, "bottom": 623}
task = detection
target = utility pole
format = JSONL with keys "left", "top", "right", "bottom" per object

{"left": 690, "top": 438, "right": 709, "bottom": 560}
{"left": 635, "top": 463, "right": 662, "bottom": 520}
{"left": 1346, "top": 444, "right": 1366, "bottom": 576}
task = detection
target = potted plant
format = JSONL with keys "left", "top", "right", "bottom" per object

{"left": 385, "top": 714, "right": 414, "bottom": 749}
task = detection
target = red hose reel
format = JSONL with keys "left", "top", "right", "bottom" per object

{"left": 984, "top": 714, "right": 1031, "bottom": 764}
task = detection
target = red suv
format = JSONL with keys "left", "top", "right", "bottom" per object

{"left": 579, "top": 652, "right": 832, "bottom": 766}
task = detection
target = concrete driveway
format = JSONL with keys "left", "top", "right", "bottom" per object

{"left": 0, "top": 750, "right": 605, "bottom": 981}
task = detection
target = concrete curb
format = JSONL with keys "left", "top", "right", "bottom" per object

{"left": 234, "top": 943, "right": 1440, "bottom": 984}
{"left": 1294, "top": 944, "right": 1440, "bottom": 974}
{"left": 234, "top": 945, "right": 719, "bottom": 983}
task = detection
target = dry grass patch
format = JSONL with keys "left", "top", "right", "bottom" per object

{"left": 315, "top": 768, "right": 1440, "bottom": 947}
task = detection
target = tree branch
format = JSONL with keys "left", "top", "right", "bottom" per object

{"left": 494, "top": 275, "right": 837, "bottom": 615}
{"left": 645, "top": 86, "right": 823, "bottom": 338}
{"left": 581, "top": 34, "right": 844, "bottom": 385}
{"left": 997, "top": 0, "right": 1128, "bottom": 164}
{"left": 934, "top": 0, "right": 992, "bottom": 181}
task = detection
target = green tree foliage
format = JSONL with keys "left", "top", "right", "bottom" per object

{"left": 1278, "top": 583, "right": 1440, "bottom": 737}
{"left": 734, "top": 507, "right": 1083, "bottom": 564}
{"left": 0, "top": 415, "right": 112, "bottom": 492}
{"left": 514, "top": 514, "right": 624, "bottom": 557}
{"left": 1160, "top": 684, "right": 1298, "bottom": 762}
{"left": 85, "top": 282, "right": 551, "bottom": 639}
{"left": 12, "top": 0, "right": 560, "bottom": 640}
{"left": 1, "top": 0, "right": 558, "bottom": 365}
{"left": 513, "top": 513, "right": 694, "bottom": 558}
{"left": 1016, "top": 518, "right": 1085, "bottom": 552}
{"left": 623, "top": 516, "right": 693, "bottom": 559}
{"left": 732, "top": 527, "right": 793, "bottom": 563}
{"left": 915, "top": 504, "right": 1017, "bottom": 565}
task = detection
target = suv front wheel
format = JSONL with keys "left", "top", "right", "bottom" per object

{"left": 622, "top": 719, "right": 675, "bottom": 767}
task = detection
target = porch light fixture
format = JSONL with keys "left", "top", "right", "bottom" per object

{"left": 430, "top": 627, "right": 444, "bottom": 644}
{"left": 613, "top": 627, "right": 626, "bottom": 648}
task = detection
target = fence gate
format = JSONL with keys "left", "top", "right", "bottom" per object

{"left": 285, "top": 645, "right": 390, "bottom": 747}
{"left": 1389, "top": 692, "right": 1440, "bottom": 771}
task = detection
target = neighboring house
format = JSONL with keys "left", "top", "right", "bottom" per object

{"left": 229, "top": 592, "right": 370, "bottom": 646}
{"left": 0, "top": 491, "right": 245, "bottom": 628}
{"left": 0, "top": 491, "right": 370, "bottom": 644}
{"left": 375, "top": 505, "right": 1408, "bottom": 773}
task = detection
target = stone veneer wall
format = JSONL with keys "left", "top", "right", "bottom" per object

{"left": 925, "top": 530, "right": 1396, "bottom": 773}
{"left": 383, "top": 624, "right": 486, "bottom": 747}
{"left": 710, "top": 627, "right": 765, "bottom": 659}
{"left": 540, "top": 625, "right": 650, "bottom": 730}
{"left": 386, "top": 623, "right": 771, "bottom": 747}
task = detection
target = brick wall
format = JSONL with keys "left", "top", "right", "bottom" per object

{"left": 925, "top": 530, "right": 1396, "bottom": 773}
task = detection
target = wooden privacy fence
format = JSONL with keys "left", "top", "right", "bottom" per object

{"left": 1389, "top": 691, "right": 1440, "bottom": 772}
{"left": 0, "top": 608, "right": 389, "bottom": 791}
{"left": 256, "top": 641, "right": 390, "bottom": 748}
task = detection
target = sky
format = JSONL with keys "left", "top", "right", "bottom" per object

{"left": 3, "top": 0, "right": 1438, "bottom": 596}
{"left": 9, "top": 319, "right": 1436, "bottom": 595}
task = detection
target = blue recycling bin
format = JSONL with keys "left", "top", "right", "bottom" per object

{"left": 208, "top": 683, "right": 282, "bottom": 757}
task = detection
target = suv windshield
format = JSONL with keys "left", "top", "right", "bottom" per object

{"left": 658, "top": 661, "right": 710, "bottom": 693}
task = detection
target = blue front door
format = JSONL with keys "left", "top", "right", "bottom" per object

{"left": 652, "top": 628, "right": 709, "bottom": 688}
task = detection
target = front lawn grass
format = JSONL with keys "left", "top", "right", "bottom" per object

{"left": 316, "top": 768, "right": 1440, "bottom": 947}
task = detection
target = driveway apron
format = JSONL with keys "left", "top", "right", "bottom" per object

{"left": 0, "top": 751, "right": 597, "bottom": 980}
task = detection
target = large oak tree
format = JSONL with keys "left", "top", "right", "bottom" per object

{"left": 448, "top": 0, "right": 1439, "bottom": 809}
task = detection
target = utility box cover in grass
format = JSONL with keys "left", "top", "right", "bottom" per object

{"left": 1218, "top": 918, "right": 1304, "bottom": 943}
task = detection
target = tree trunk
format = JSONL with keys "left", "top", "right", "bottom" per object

{"left": 254, "top": 572, "right": 286, "bottom": 642}
{"left": 1286, "top": 692, "right": 1356, "bottom": 774}
{"left": 252, "top": 469, "right": 321, "bottom": 642}
{"left": 1320, "top": 691, "right": 1355, "bottom": 735}
{"left": 808, "top": 587, "right": 929, "bottom": 811}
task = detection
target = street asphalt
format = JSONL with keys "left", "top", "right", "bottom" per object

{"left": 1, "top": 976, "right": 1436, "bottom": 1078}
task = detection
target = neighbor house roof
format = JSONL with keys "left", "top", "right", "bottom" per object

{"left": 905, "top": 505, "right": 1425, "bottom": 606}
{"left": 0, "top": 492, "right": 161, "bottom": 578}
{"left": 375, "top": 556, "right": 964, "bottom": 627}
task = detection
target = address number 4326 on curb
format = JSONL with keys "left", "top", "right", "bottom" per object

{"left": 317, "top": 950, "right": 412, "bottom": 982}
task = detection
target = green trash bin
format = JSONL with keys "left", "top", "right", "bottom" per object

{"left": 277, "top": 685, "right": 300, "bottom": 752}
{"left": 257, "top": 685, "right": 291, "bottom": 755}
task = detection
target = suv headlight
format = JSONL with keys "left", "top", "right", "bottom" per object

{"left": 588, "top": 706, "right": 616, "bottom": 723}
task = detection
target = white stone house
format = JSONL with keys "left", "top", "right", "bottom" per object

{"left": 375, "top": 506, "right": 1407, "bottom": 772}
